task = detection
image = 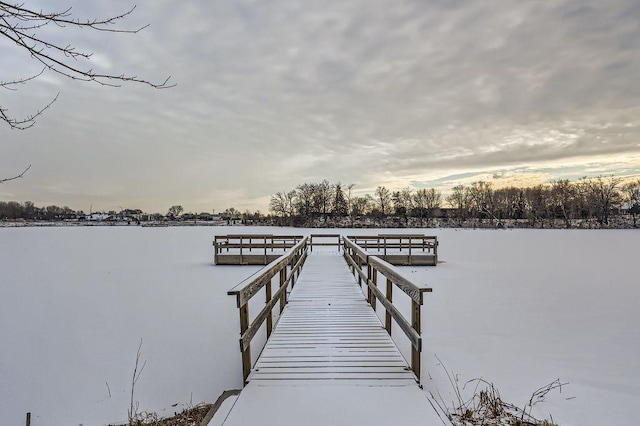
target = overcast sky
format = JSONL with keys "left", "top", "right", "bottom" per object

{"left": 2, "top": 0, "right": 639, "bottom": 213}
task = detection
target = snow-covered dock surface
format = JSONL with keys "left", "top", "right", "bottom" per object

{"left": 216, "top": 383, "right": 438, "bottom": 426}
{"left": 214, "top": 254, "right": 440, "bottom": 425}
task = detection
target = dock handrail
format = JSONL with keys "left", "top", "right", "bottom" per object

{"left": 342, "top": 236, "right": 432, "bottom": 382}
{"left": 227, "top": 237, "right": 309, "bottom": 384}
{"left": 346, "top": 234, "right": 438, "bottom": 263}
{"left": 214, "top": 234, "right": 304, "bottom": 264}
{"left": 309, "top": 234, "right": 342, "bottom": 252}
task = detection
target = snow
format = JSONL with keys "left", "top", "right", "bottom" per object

{"left": 414, "top": 229, "right": 640, "bottom": 426}
{"left": 1, "top": 227, "right": 638, "bottom": 425}
{"left": 218, "top": 382, "right": 440, "bottom": 426}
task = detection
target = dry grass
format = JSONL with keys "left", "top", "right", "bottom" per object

{"left": 428, "top": 356, "right": 568, "bottom": 426}
{"left": 120, "top": 403, "right": 213, "bottom": 426}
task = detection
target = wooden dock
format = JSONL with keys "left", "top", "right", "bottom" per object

{"left": 249, "top": 255, "right": 416, "bottom": 384}
{"left": 214, "top": 233, "right": 438, "bottom": 266}
{"left": 217, "top": 237, "right": 440, "bottom": 425}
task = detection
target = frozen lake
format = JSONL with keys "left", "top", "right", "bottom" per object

{"left": 1, "top": 226, "right": 638, "bottom": 425}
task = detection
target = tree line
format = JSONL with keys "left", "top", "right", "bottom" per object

{"left": 0, "top": 202, "right": 262, "bottom": 223}
{"left": 269, "top": 176, "right": 640, "bottom": 228}
{"left": 3, "top": 175, "right": 639, "bottom": 227}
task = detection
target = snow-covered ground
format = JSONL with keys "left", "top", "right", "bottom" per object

{"left": 1, "top": 227, "right": 638, "bottom": 425}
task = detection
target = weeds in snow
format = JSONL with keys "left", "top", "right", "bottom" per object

{"left": 428, "top": 356, "right": 568, "bottom": 426}
{"left": 121, "top": 338, "right": 213, "bottom": 426}
{"left": 128, "top": 338, "right": 147, "bottom": 425}
{"left": 113, "top": 404, "right": 212, "bottom": 426}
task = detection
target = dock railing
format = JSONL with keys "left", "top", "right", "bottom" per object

{"left": 227, "top": 237, "right": 309, "bottom": 384}
{"left": 309, "top": 234, "right": 342, "bottom": 252}
{"left": 346, "top": 234, "right": 438, "bottom": 266}
{"left": 342, "top": 236, "right": 432, "bottom": 382}
{"left": 214, "top": 234, "right": 304, "bottom": 265}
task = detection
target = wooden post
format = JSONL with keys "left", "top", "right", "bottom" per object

{"left": 411, "top": 299, "right": 421, "bottom": 382}
{"left": 26, "top": 412, "right": 31, "bottom": 426}
{"left": 239, "top": 303, "right": 251, "bottom": 384}
{"left": 367, "top": 263, "right": 373, "bottom": 306}
{"left": 357, "top": 256, "right": 362, "bottom": 286}
{"left": 279, "top": 268, "right": 286, "bottom": 313}
{"left": 239, "top": 237, "right": 243, "bottom": 265}
{"left": 350, "top": 248, "right": 355, "bottom": 274}
{"left": 265, "top": 281, "right": 273, "bottom": 338}
{"left": 434, "top": 238, "right": 438, "bottom": 263}
{"left": 370, "top": 267, "right": 377, "bottom": 311}
{"left": 385, "top": 278, "right": 393, "bottom": 335}
{"left": 408, "top": 237, "right": 412, "bottom": 265}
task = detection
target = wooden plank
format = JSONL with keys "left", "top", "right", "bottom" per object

{"left": 249, "top": 372, "right": 414, "bottom": 380}
{"left": 215, "top": 254, "right": 283, "bottom": 265}
{"left": 216, "top": 243, "right": 297, "bottom": 249}
{"left": 378, "top": 254, "right": 437, "bottom": 266}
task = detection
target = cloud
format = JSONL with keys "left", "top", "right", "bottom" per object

{"left": 2, "top": 0, "right": 640, "bottom": 212}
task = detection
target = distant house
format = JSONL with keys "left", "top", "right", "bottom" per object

{"left": 86, "top": 213, "right": 114, "bottom": 222}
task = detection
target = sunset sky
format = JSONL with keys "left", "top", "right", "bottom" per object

{"left": 2, "top": 0, "right": 639, "bottom": 213}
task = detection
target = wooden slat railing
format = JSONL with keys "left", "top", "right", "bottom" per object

{"left": 347, "top": 234, "right": 437, "bottom": 257}
{"left": 214, "top": 234, "right": 304, "bottom": 265}
{"left": 309, "top": 234, "right": 342, "bottom": 252}
{"left": 342, "top": 236, "right": 432, "bottom": 382}
{"left": 227, "top": 237, "right": 309, "bottom": 384}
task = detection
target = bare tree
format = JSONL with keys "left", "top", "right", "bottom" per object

{"left": 467, "top": 181, "right": 496, "bottom": 223}
{"left": 391, "top": 187, "right": 412, "bottom": 225}
{"left": 332, "top": 182, "right": 348, "bottom": 217}
{"left": 313, "top": 180, "right": 333, "bottom": 222}
{"left": 294, "top": 183, "right": 315, "bottom": 219}
{"left": 523, "top": 185, "right": 551, "bottom": 228}
{"left": 446, "top": 185, "right": 468, "bottom": 225}
{"left": 343, "top": 183, "right": 355, "bottom": 226}
{"left": 374, "top": 186, "right": 392, "bottom": 216}
{"left": 1, "top": 2, "right": 173, "bottom": 129}
{"left": 413, "top": 188, "right": 441, "bottom": 226}
{"left": 580, "top": 175, "right": 622, "bottom": 225}
{"left": 622, "top": 179, "right": 640, "bottom": 227}
{"left": 269, "top": 190, "right": 296, "bottom": 224}
{"left": 549, "top": 180, "right": 577, "bottom": 229}
{"left": 350, "top": 195, "right": 371, "bottom": 218}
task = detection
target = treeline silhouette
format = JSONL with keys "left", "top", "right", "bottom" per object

{"left": 270, "top": 176, "right": 640, "bottom": 228}
{"left": 3, "top": 175, "right": 639, "bottom": 228}
{"left": 0, "top": 201, "right": 78, "bottom": 221}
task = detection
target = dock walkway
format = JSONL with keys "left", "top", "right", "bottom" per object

{"left": 215, "top": 254, "right": 440, "bottom": 425}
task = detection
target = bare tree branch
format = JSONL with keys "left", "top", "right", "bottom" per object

{"left": 0, "top": 2, "right": 174, "bottom": 129}
{"left": 0, "top": 164, "right": 31, "bottom": 183}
